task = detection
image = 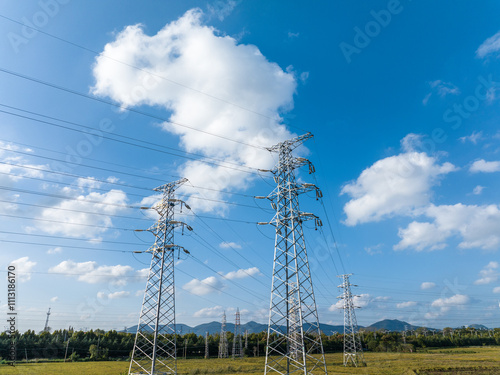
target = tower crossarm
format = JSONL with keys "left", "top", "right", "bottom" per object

{"left": 265, "top": 132, "right": 313, "bottom": 152}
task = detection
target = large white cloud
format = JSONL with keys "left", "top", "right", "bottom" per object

{"left": 92, "top": 9, "right": 297, "bottom": 213}
{"left": 342, "top": 149, "right": 456, "bottom": 226}
{"left": 35, "top": 183, "right": 128, "bottom": 240}
{"left": 395, "top": 204, "right": 500, "bottom": 251}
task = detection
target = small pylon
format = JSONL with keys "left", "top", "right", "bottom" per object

{"left": 232, "top": 308, "right": 243, "bottom": 358}
{"left": 338, "top": 274, "right": 365, "bottom": 367}
{"left": 128, "top": 178, "right": 192, "bottom": 375}
{"left": 205, "top": 332, "right": 209, "bottom": 359}
{"left": 218, "top": 311, "right": 228, "bottom": 358}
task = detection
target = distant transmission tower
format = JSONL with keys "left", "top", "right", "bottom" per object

{"left": 43, "top": 307, "right": 51, "bottom": 333}
{"left": 258, "top": 133, "right": 328, "bottom": 375}
{"left": 218, "top": 311, "right": 228, "bottom": 358}
{"left": 232, "top": 308, "right": 243, "bottom": 359}
{"left": 129, "top": 178, "right": 192, "bottom": 375}
{"left": 338, "top": 274, "right": 365, "bottom": 367}
{"left": 205, "top": 332, "right": 209, "bottom": 359}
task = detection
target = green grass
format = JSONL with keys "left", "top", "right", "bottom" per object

{"left": 1, "top": 347, "right": 500, "bottom": 374}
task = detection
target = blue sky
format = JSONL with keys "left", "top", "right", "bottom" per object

{"left": 0, "top": 0, "right": 499, "bottom": 332}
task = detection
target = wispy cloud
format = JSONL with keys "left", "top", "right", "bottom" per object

{"left": 207, "top": 0, "right": 237, "bottom": 21}
{"left": 476, "top": 30, "right": 500, "bottom": 58}
{"left": 474, "top": 261, "right": 499, "bottom": 285}
{"left": 219, "top": 241, "right": 241, "bottom": 249}
{"left": 459, "top": 131, "right": 483, "bottom": 145}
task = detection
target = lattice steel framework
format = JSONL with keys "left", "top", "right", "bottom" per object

{"left": 218, "top": 311, "right": 229, "bottom": 358}
{"left": 232, "top": 308, "right": 243, "bottom": 359}
{"left": 338, "top": 274, "right": 365, "bottom": 367}
{"left": 260, "top": 133, "right": 328, "bottom": 375}
{"left": 205, "top": 332, "right": 209, "bottom": 359}
{"left": 129, "top": 178, "right": 191, "bottom": 375}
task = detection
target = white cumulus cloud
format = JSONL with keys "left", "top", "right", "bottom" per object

{"left": 183, "top": 276, "right": 224, "bottom": 296}
{"left": 35, "top": 185, "right": 128, "bottom": 240}
{"left": 11, "top": 256, "right": 36, "bottom": 282}
{"left": 97, "top": 291, "right": 130, "bottom": 300}
{"left": 223, "top": 267, "right": 260, "bottom": 280}
{"left": 48, "top": 260, "right": 136, "bottom": 286}
{"left": 420, "top": 282, "right": 436, "bottom": 290}
{"left": 92, "top": 9, "right": 297, "bottom": 214}
{"left": 431, "top": 294, "right": 470, "bottom": 313}
{"left": 396, "top": 301, "right": 417, "bottom": 309}
{"left": 474, "top": 261, "right": 499, "bottom": 285}
{"left": 193, "top": 305, "right": 225, "bottom": 318}
{"left": 470, "top": 159, "right": 500, "bottom": 173}
{"left": 395, "top": 204, "right": 500, "bottom": 251}
{"left": 330, "top": 293, "right": 371, "bottom": 310}
{"left": 342, "top": 145, "right": 456, "bottom": 226}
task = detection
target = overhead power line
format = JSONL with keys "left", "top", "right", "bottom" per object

{"left": 0, "top": 13, "right": 308, "bottom": 133}
{"left": 0, "top": 67, "right": 267, "bottom": 150}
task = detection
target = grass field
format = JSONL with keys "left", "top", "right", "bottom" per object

{"left": 1, "top": 347, "right": 499, "bottom": 374}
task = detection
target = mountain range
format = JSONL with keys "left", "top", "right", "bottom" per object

{"left": 123, "top": 319, "right": 491, "bottom": 335}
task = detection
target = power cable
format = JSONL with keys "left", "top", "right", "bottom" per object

{"left": 0, "top": 67, "right": 267, "bottom": 150}
{"left": 0, "top": 13, "right": 308, "bottom": 133}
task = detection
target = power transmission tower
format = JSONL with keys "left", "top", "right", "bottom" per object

{"left": 129, "top": 178, "right": 192, "bottom": 375}
{"left": 205, "top": 332, "right": 209, "bottom": 359}
{"left": 244, "top": 330, "right": 248, "bottom": 350}
{"left": 232, "top": 308, "right": 243, "bottom": 359}
{"left": 218, "top": 311, "right": 228, "bottom": 358}
{"left": 43, "top": 307, "right": 51, "bottom": 333}
{"left": 338, "top": 274, "right": 365, "bottom": 367}
{"left": 258, "top": 133, "right": 328, "bottom": 375}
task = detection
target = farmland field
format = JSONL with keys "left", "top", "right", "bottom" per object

{"left": 1, "top": 347, "right": 499, "bottom": 374}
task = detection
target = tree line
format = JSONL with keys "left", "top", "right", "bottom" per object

{"left": 0, "top": 327, "right": 499, "bottom": 362}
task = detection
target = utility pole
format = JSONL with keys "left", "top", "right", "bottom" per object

{"left": 244, "top": 330, "right": 248, "bottom": 350}
{"left": 205, "top": 332, "right": 209, "bottom": 359}
{"left": 338, "top": 274, "right": 365, "bottom": 367}
{"left": 128, "top": 178, "right": 192, "bottom": 375}
{"left": 43, "top": 307, "right": 51, "bottom": 333}
{"left": 258, "top": 133, "right": 327, "bottom": 375}
{"left": 218, "top": 311, "right": 228, "bottom": 358}
{"left": 232, "top": 308, "right": 243, "bottom": 359}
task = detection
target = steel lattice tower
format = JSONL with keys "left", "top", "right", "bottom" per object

{"left": 259, "top": 133, "right": 328, "bottom": 375}
{"left": 338, "top": 274, "right": 365, "bottom": 367}
{"left": 205, "top": 332, "right": 209, "bottom": 359}
{"left": 129, "top": 178, "right": 191, "bottom": 375}
{"left": 232, "top": 308, "right": 243, "bottom": 359}
{"left": 218, "top": 311, "right": 228, "bottom": 358}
